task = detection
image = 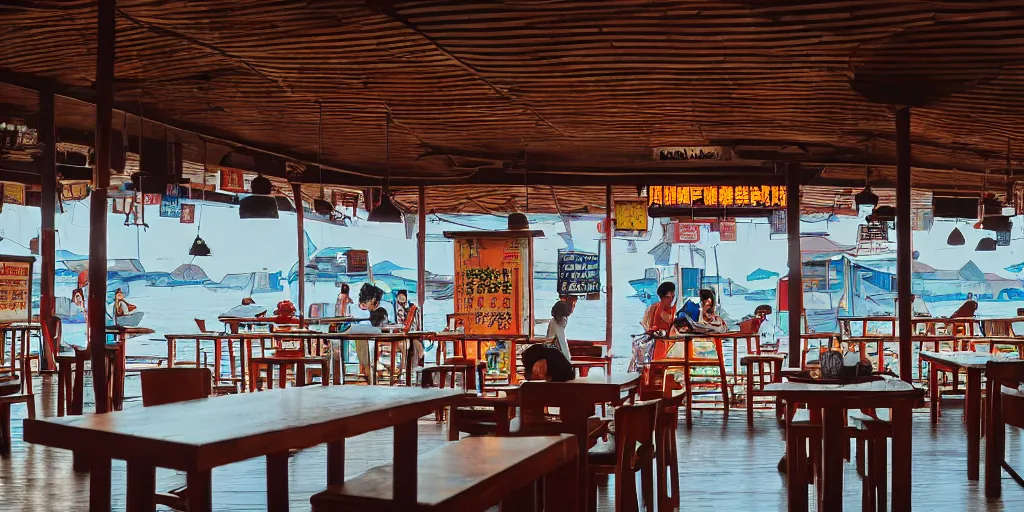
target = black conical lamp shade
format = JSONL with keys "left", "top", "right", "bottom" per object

{"left": 367, "top": 192, "right": 403, "bottom": 223}
{"left": 189, "top": 235, "right": 211, "bottom": 256}
{"left": 976, "top": 237, "right": 997, "bottom": 252}
{"left": 947, "top": 227, "right": 966, "bottom": 246}
{"left": 854, "top": 186, "right": 879, "bottom": 209}
{"left": 508, "top": 212, "right": 530, "bottom": 230}
{"left": 313, "top": 198, "right": 334, "bottom": 216}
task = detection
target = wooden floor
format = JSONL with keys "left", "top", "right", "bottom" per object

{"left": 2, "top": 376, "right": 1024, "bottom": 511}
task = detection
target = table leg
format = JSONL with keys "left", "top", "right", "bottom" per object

{"left": 327, "top": 439, "right": 345, "bottom": 486}
{"left": 267, "top": 451, "right": 289, "bottom": 511}
{"left": 186, "top": 469, "right": 213, "bottom": 512}
{"left": 114, "top": 344, "right": 126, "bottom": 411}
{"left": 393, "top": 420, "right": 418, "bottom": 506}
{"left": 277, "top": 363, "right": 287, "bottom": 389}
{"left": 821, "top": 406, "right": 845, "bottom": 512}
{"left": 167, "top": 339, "right": 174, "bottom": 369}
{"left": 390, "top": 342, "right": 397, "bottom": 386}
{"left": 785, "top": 413, "right": 808, "bottom": 512}
{"left": 89, "top": 456, "right": 112, "bottom": 512}
{"left": 966, "top": 367, "right": 982, "bottom": 480}
{"left": 57, "top": 361, "right": 67, "bottom": 416}
{"left": 892, "top": 405, "right": 913, "bottom": 512}
{"left": 126, "top": 460, "right": 156, "bottom": 512}
{"left": 213, "top": 338, "right": 222, "bottom": 385}
{"left": 745, "top": 362, "right": 754, "bottom": 428}
{"left": 986, "top": 380, "right": 1004, "bottom": 499}
{"left": 296, "top": 362, "right": 306, "bottom": 387}
{"left": 928, "top": 361, "right": 939, "bottom": 424}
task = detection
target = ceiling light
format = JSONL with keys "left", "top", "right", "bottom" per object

{"left": 947, "top": 227, "right": 965, "bottom": 246}
{"left": 975, "top": 237, "right": 997, "bottom": 252}
{"left": 367, "top": 192, "right": 403, "bottom": 223}
{"left": 508, "top": 212, "right": 530, "bottom": 230}
{"left": 188, "top": 235, "right": 211, "bottom": 256}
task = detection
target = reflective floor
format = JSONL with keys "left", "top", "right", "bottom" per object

{"left": 1, "top": 375, "right": 1023, "bottom": 511}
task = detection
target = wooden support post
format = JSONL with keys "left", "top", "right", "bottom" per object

{"left": 605, "top": 186, "right": 614, "bottom": 348}
{"left": 895, "top": 107, "right": 913, "bottom": 382}
{"left": 292, "top": 183, "right": 306, "bottom": 328}
{"left": 38, "top": 88, "right": 57, "bottom": 371}
{"left": 89, "top": 0, "right": 115, "bottom": 413}
{"left": 786, "top": 164, "right": 803, "bottom": 367}
{"left": 417, "top": 186, "right": 426, "bottom": 322}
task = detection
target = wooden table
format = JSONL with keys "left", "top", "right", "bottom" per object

{"left": 23, "top": 385, "right": 464, "bottom": 511}
{"left": 315, "top": 332, "right": 423, "bottom": 386}
{"left": 520, "top": 372, "right": 642, "bottom": 511}
{"left": 964, "top": 336, "right": 1024, "bottom": 353}
{"left": 765, "top": 377, "right": 922, "bottom": 512}
{"left": 920, "top": 351, "right": 1019, "bottom": 481}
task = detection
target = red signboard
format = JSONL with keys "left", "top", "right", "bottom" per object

{"left": 671, "top": 222, "right": 701, "bottom": 244}
{"left": 719, "top": 220, "right": 737, "bottom": 242}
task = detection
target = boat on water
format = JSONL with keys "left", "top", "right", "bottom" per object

{"left": 147, "top": 263, "right": 212, "bottom": 287}
{"left": 288, "top": 246, "right": 452, "bottom": 298}
{"left": 205, "top": 270, "right": 284, "bottom": 294}
{"left": 52, "top": 296, "right": 145, "bottom": 327}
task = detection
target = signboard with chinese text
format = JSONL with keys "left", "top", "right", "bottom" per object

{"left": 858, "top": 224, "right": 889, "bottom": 242}
{"left": 719, "top": 220, "right": 737, "bottom": 242}
{"left": 345, "top": 250, "right": 369, "bottom": 274}
{"left": 770, "top": 210, "right": 788, "bottom": 235}
{"left": 614, "top": 200, "right": 648, "bottom": 232}
{"left": 648, "top": 185, "right": 787, "bottom": 209}
{"left": 2, "top": 183, "right": 25, "bottom": 205}
{"left": 557, "top": 250, "right": 600, "bottom": 295}
{"left": 454, "top": 237, "right": 527, "bottom": 341}
{"left": 220, "top": 168, "right": 246, "bottom": 193}
{"left": 0, "top": 257, "right": 33, "bottom": 323}
{"left": 653, "top": 146, "right": 728, "bottom": 161}
{"left": 159, "top": 184, "right": 181, "bottom": 218}
{"left": 671, "top": 222, "right": 701, "bottom": 244}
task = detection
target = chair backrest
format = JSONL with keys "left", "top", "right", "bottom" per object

{"left": 403, "top": 304, "right": 419, "bottom": 332}
{"left": 140, "top": 368, "right": 212, "bottom": 407}
{"left": 987, "top": 361, "right": 1024, "bottom": 387}
{"left": 613, "top": 399, "right": 660, "bottom": 471}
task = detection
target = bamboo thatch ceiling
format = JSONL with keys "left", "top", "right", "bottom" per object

{"left": 1, "top": 1, "right": 1023, "bottom": 194}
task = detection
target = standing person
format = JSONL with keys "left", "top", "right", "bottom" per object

{"left": 546, "top": 300, "right": 573, "bottom": 359}
{"left": 112, "top": 288, "right": 136, "bottom": 322}
{"left": 642, "top": 281, "right": 677, "bottom": 360}
{"left": 394, "top": 289, "right": 423, "bottom": 370}
{"left": 335, "top": 282, "right": 353, "bottom": 317}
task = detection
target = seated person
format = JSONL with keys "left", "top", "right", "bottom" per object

{"left": 268, "top": 300, "right": 300, "bottom": 326}
{"left": 951, "top": 292, "right": 979, "bottom": 318}
{"left": 673, "top": 288, "right": 728, "bottom": 335}
{"left": 545, "top": 300, "right": 573, "bottom": 359}
{"left": 737, "top": 304, "right": 772, "bottom": 334}
{"left": 642, "top": 281, "right": 677, "bottom": 360}
{"left": 521, "top": 343, "right": 575, "bottom": 382}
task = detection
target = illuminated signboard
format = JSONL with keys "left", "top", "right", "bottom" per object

{"left": 647, "top": 185, "right": 787, "bottom": 209}
{"left": 614, "top": 200, "right": 648, "bottom": 232}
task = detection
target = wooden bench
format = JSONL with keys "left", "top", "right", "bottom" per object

{"left": 310, "top": 435, "right": 578, "bottom": 511}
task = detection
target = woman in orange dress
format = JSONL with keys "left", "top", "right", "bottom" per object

{"left": 642, "top": 281, "right": 677, "bottom": 360}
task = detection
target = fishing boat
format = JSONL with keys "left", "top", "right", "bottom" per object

{"left": 205, "top": 270, "right": 285, "bottom": 294}
{"left": 147, "top": 263, "right": 211, "bottom": 287}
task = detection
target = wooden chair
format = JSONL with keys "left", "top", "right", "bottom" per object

{"left": 740, "top": 353, "right": 786, "bottom": 427}
{"left": 655, "top": 375, "right": 683, "bottom": 512}
{"left": 569, "top": 339, "right": 613, "bottom": 377}
{"left": 0, "top": 326, "right": 34, "bottom": 456}
{"left": 421, "top": 358, "right": 484, "bottom": 422}
{"left": 588, "top": 398, "right": 660, "bottom": 512}
{"left": 446, "top": 393, "right": 516, "bottom": 441}
{"left": 648, "top": 348, "right": 728, "bottom": 428}
{"left": 985, "top": 360, "right": 1024, "bottom": 499}
{"left": 140, "top": 367, "right": 213, "bottom": 510}
{"left": 848, "top": 410, "right": 892, "bottom": 512}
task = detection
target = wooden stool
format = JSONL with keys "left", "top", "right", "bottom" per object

{"left": 421, "top": 359, "right": 484, "bottom": 422}
{"left": 249, "top": 356, "right": 329, "bottom": 391}
{"left": 740, "top": 354, "right": 786, "bottom": 427}
{"left": 849, "top": 410, "right": 892, "bottom": 512}
{"left": 588, "top": 399, "right": 659, "bottom": 512}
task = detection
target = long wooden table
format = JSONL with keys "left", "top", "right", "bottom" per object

{"left": 520, "top": 372, "right": 642, "bottom": 511}
{"left": 920, "top": 351, "right": 1019, "bottom": 481}
{"left": 23, "top": 385, "right": 464, "bottom": 511}
{"left": 766, "top": 376, "right": 922, "bottom": 512}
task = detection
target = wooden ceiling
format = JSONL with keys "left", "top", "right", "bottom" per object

{"left": 1, "top": 1, "right": 1023, "bottom": 195}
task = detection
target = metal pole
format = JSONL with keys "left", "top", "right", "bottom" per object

{"left": 292, "top": 183, "right": 306, "bottom": 328}
{"left": 605, "top": 186, "right": 614, "bottom": 347}
{"left": 896, "top": 107, "right": 913, "bottom": 382}
{"left": 38, "top": 88, "right": 57, "bottom": 372}
{"left": 89, "top": 0, "right": 115, "bottom": 414}
{"left": 787, "top": 164, "right": 803, "bottom": 368}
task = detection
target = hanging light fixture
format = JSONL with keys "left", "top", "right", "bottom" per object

{"left": 947, "top": 227, "right": 966, "bottom": 245}
{"left": 239, "top": 174, "right": 279, "bottom": 219}
{"left": 367, "top": 110, "right": 403, "bottom": 223}
{"left": 854, "top": 168, "right": 879, "bottom": 209}
{"left": 189, "top": 140, "right": 212, "bottom": 256}
{"left": 975, "top": 237, "right": 997, "bottom": 251}
{"left": 311, "top": 101, "right": 336, "bottom": 217}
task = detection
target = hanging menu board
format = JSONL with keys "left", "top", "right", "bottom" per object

{"left": 0, "top": 256, "right": 34, "bottom": 323}
{"left": 557, "top": 250, "right": 600, "bottom": 295}
{"left": 454, "top": 237, "right": 527, "bottom": 337}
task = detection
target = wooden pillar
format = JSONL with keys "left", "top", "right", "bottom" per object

{"left": 38, "top": 88, "right": 57, "bottom": 371}
{"left": 292, "top": 183, "right": 306, "bottom": 328}
{"left": 605, "top": 186, "right": 613, "bottom": 346}
{"left": 417, "top": 186, "right": 426, "bottom": 324}
{"left": 895, "top": 107, "right": 913, "bottom": 382}
{"left": 89, "top": 0, "right": 115, "bottom": 413}
{"left": 786, "top": 164, "right": 803, "bottom": 367}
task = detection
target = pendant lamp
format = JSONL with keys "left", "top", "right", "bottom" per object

{"left": 947, "top": 227, "right": 966, "bottom": 246}
{"left": 367, "top": 111, "right": 403, "bottom": 223}
{"left": 507, "top": 212, "right": 530, "bottom": 230}
{"left": 854, "top": 169, "right": 878, "bottom": 209}
{"left": 239, "top": 174, "right": 279, "bottom": 219}
{"left": 975, "top": 237, "right": 997, "bottom": 252}
{"left": 189, "top": 235, "right": 211, "bottom": 256}
{"left": 311, "top": 103, "right": 336, "bottom": 217}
